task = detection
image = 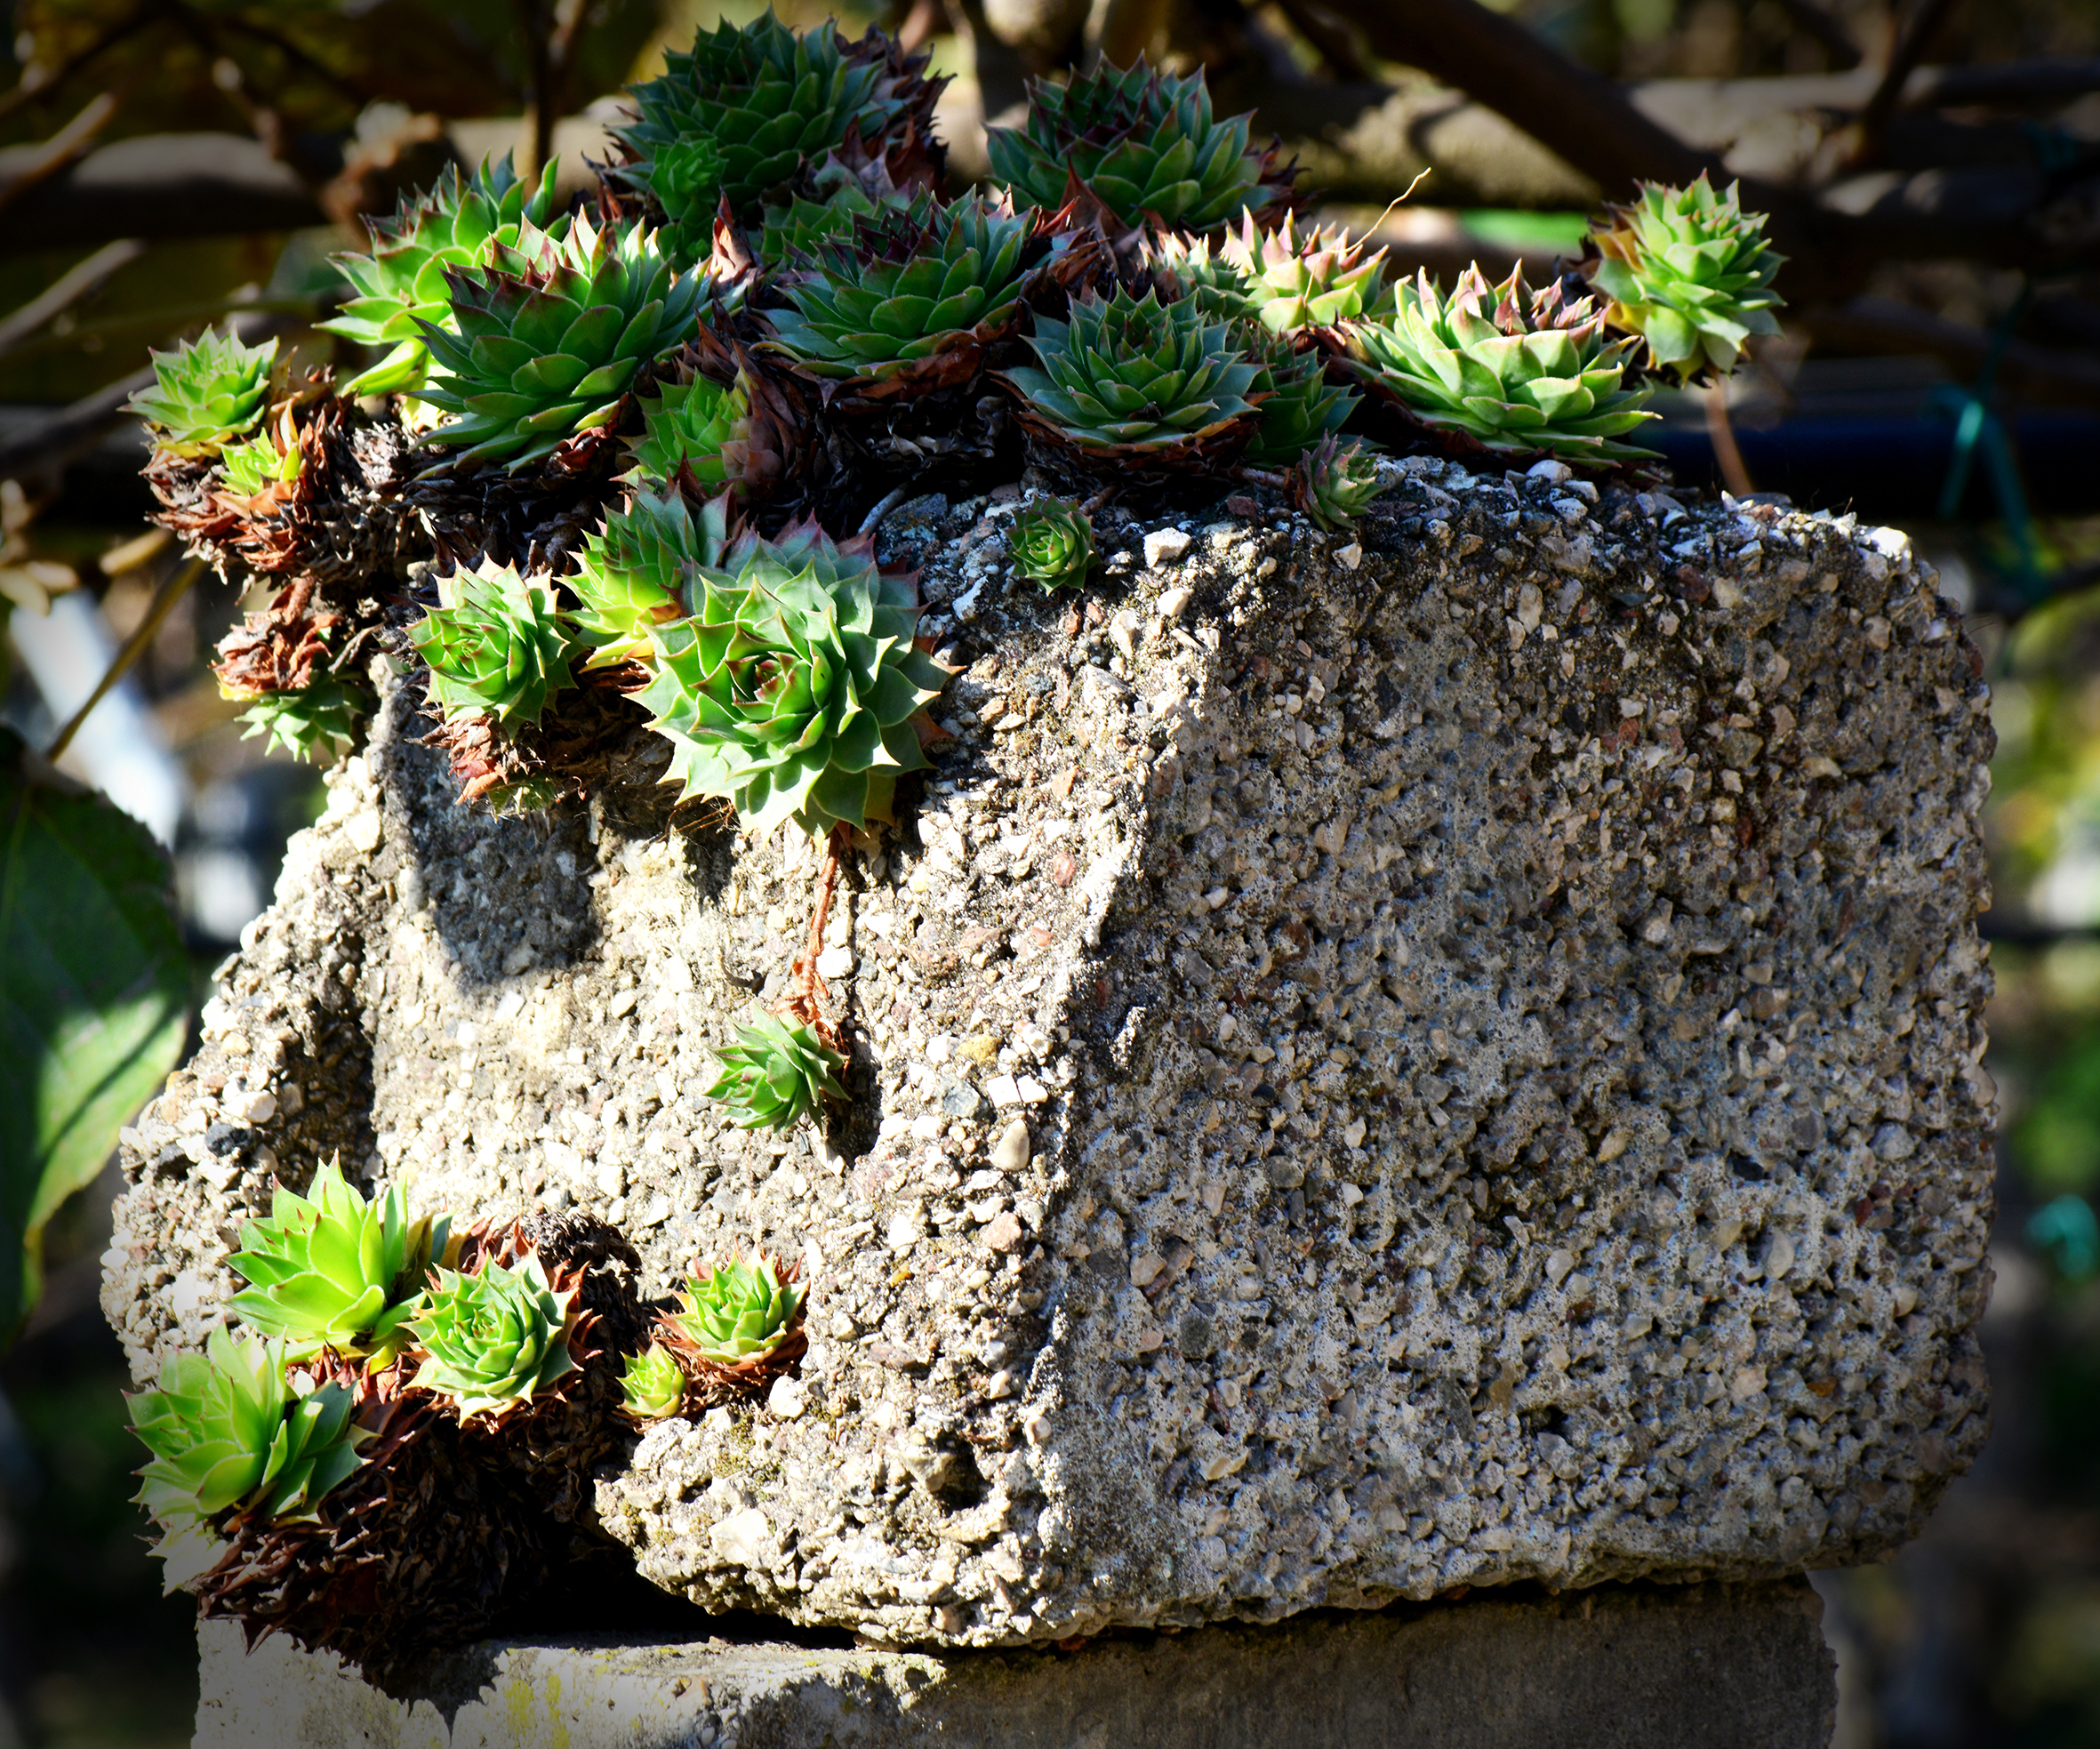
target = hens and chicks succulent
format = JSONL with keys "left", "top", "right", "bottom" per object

{"left": 124, "top": 7, "right": 1789, "bottom": 1672}
{"left": 128, "top": 1158, "right": 804, "bottom": 1666}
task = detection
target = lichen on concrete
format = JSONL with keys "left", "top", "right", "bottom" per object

{"left": 106, "top": 459, "right": 1995, "bottom": 1651}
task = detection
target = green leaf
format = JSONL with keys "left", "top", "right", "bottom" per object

{"left": 0, "top": 731, "right": 188, "bottom": 1344}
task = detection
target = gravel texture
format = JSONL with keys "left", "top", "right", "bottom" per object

{"left": 105, "top": 457, "right": 1996, "bottom": 1649}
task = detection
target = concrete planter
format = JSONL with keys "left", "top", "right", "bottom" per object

{"left": 106, "top": 461, "right": 1992, "bottom": 1667}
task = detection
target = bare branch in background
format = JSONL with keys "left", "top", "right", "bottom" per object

{"left": 1270, "top": 0, "right": 1375, "bottom": 84}
{"left": 1793, "top": 296, "right": 2100, "bottom": 410}
{"left": 1771, "top": 0, "right": 1864, "bottom": 70}
{"left": 0, "top": 132, "right": 324, "bottom": 253}
{"left": 0, "top": 238, "right": 148, "bottom": 357}
{"left": 1906, "top": 57, "right": 2100, "bottom": 108}
{"left": 0, "top": 92, "right": 122, "bottom": 215}
{"left": 1327, "top": 0, "right": 1719, "bottom": 199}
{"left": 0, "top": 365, "right": 155, "bottom": 490}
{"left": 43, "top": 558, "right": 203, "bottom": 765}
{"left": 518, "top": 0, "right": 590, "bottom": 179}
{"left": 1855, "top": 0, "right": 1960, "bottom": 165}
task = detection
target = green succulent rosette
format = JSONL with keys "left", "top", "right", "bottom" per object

{"left": 228, "top": 1157, "right": 449, "bottom": 1362}
{"left": 646, "top": 134, "right": 730, "bottom": 268}
{"left": 1342, "top": 264, "right": 1658, "bottom": 464}
{"left": 636, "top": 524, "right": 948, "bottom": 838}
{"left": 986, "top": 57, "right": 1292, "bottom": 233}
{"left": 410, "top": 559, "right": 578, "bottom": 726}
{"left": 128, "top": 1328, "right": 369, "bottom": 1584}
{"left": 613, "top": 12, "right": 904, "bottom": 223}
{"left": 1588, "top": 173, "right": 1785, "bottom": 381}
{"left": 1241, "top": 326, "right": 1357, "bottom": 464}
{"left": 1143, "top": 229, "right": 1255, "bottom": 321}
{"left": 407, "top": 1253, "right": 579, "bottom": 1421}
{"left": 1003, "top": 287, "right": 1261, "bottom": 466}
{"left": 127, "top": 327, "right": 277, "bottom": 459}
{"left": 1292, "top": 435, "right": 1384, "bottom": 531}
{"left": 629, "top": 372, "right": 749, "bottom": 492}
{"left": 704, "top": 1009, "right": 846, "bottom": 1130}
{"left": 620, "top": 1343, "right": 689, "bottom": 1420}
{"left": 1010, "top": 497, "right": 1095, "bottom": 590}
{"left": 417, "top": 212, "right": 711, "bottom": 471}
{"left": 571, "top": 485, "right": 733, "bottom": 669}
{"left": 758, "top": 183, "right": 889, "bottom": 262}
{"left": 320, "top": 155, "right": 562, "bottom": 399}
{"left": 237, "top": 676, "right": 373, "bottom": 764}
{"left": 1220, "top": 212, "right": 1390, "bottom": 334}
{"left": 669, "top": 1247, "right": 805, "bottom": 1363}
{"left": 219, "top": 428, "right": 302, "bottom": 498}
{"left": 762, "top": 192, "right": 1042, "bottom": 392}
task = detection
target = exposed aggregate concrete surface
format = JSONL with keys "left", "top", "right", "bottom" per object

{"left": 105, "top": 455, "right": 1997, "bottom": 1649}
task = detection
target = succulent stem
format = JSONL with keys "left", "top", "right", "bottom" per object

{"left": 784, "top": 824, "right": 847, "bottom": 1042}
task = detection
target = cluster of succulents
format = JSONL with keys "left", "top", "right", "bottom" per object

{"left": 124, "top": 1158, "right": 810, "bottom": 1673}
{"left": 119, "top": 22, "right": 1793, "bottom": 1667}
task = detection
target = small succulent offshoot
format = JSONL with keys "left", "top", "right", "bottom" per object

{"left": 1009, "top": 497, "right": 1096, "bottom": 590}
{"left": 218, "top": 421, "right": 303, "bottom": 501}
{"left": 321, "top": 155, "right": 563, "bottom": 399}
{"left": 644, "top": 134, "right": 730, "bottom": 268}
{"left": 1240, "top": 328, "right": 1357, "bottom": 465}
{"left": 629, "top": 373, "right": 752, "bottom": 493}
{"left": 128, "top": 1328, "right": 370, "bottom": 1586}
{"left": 237, "top": 676, "right": 373, "bottom": 764}
{"left": 1004, "top": 287, "right": 1262, "bottom": 473}
{"left": 620, "top": 1344, "right": 689, "bottom": 1421}
{"left": 1587, "top": 174, "right": 1785, "bottom": 382}
{"left": 1343, "top": 265, "right": 1657, "bottom": 465}
{"left": 228, "top": 1157, "right": 449, "bottom": 1362}
{"left": 417, "top": 212, "right": 710, "bottom": 471}
{"left": 987, "top": 58, "right": 1293, "bottom": 234}
{"left": 408, "top": 1252, "right": 581, "bottom": 1421}
{"left": 127, "top": 328, "right": 278, "bottom": 458}
{"left": 1291, "top": 436, "right": 1385, "bottom": 531}
{"left": 637, "top": 524, "right": 948, "bottom": 839}
{"left": 705, "top": 1008, "right": 846, "bottom": 1130}
{"left": 667, "top": 1247, "right": 806, "bottom": 1365}
{"left": 411, "top": 559, "right": 578, "bottom": 726}
{"left": 1219, "top": 213, "right": 1390, "bottom": 335}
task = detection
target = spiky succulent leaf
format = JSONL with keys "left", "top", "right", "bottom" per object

{"left": 1342, "top": 265, "right": 1658, "bottom": 463}
{"left": 763, "top": 192, "right": 1039, "bottom": 388}
{"left": 704, "top": 1009, "right": 845, "bottom": 1130}
{"left": 219, "top": 429, "right": 303, "bottom": 498}
{"left": 128, "top": 1328, "right": 368, "bottom": 1529}
{"left": 408, "top": 1253, "right": 578, "bottom": 1420}
{"left": 1292, "top": 436, "right": 1384, "bottom": 530}
{"left": 128, "top": 328, "right": 277, "bottom": 459}
{"left": 613, "top": 13, "right": 905, "bottom": 221}
{"left": 986, "top": 58, "right": 1292, "bottom": 232}
{"left": 228, "top": 1159, "right": 448, "bottom": 1361}
{"left": 759, "top": 184, "right": 886, "bottom": 262}
{"left": 670, "top": 1248, "right": 806, "bottom": 1360}
{"left": 1219, "top": 212, "right": 1390, "bottom": 333}
{"left": 571, "top": 485, "right": 733, "bottom": 667}
{"left": 628, "top": 373, "right": 749, "bottom": 491}
{"left": 1010, "top": 498, "right": 1095, "bottom": 590}
{"left": 1588, "top": 173, "right": 1785, "bottom": 381}
{"left": 417, "top": 213, "right": 710, "bottom": 471}
{"left": 1241, "top": 327, "right": 1356, "bottom": 463}
{"left": 620, "top": 1343, "right": 688, "bottom": 1420}
{"left": 1004, "top": 287, "right": 1260, "bottom": 461}
{"left": 636, "top": 526, "right": 948, "bottom": 838}
{"left": 236, "top": 676, "right": 373, "bottom": 764}
{"left": 320, "top": 155, "right": 562, "bottom": 398}
{"left": 411, "top": 559, "right": 578, "bottom": 726}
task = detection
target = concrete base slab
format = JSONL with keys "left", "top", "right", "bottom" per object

{"left": 197, "top": 1579, "right": 1835, "bottom": 1748}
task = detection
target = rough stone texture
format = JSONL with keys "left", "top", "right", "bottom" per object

{"left": 196, "top": 1578, "right": 1837, "bottom": 1748}
{"left": 105, "top": 458, "right": 1996, "bottom": 1652}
